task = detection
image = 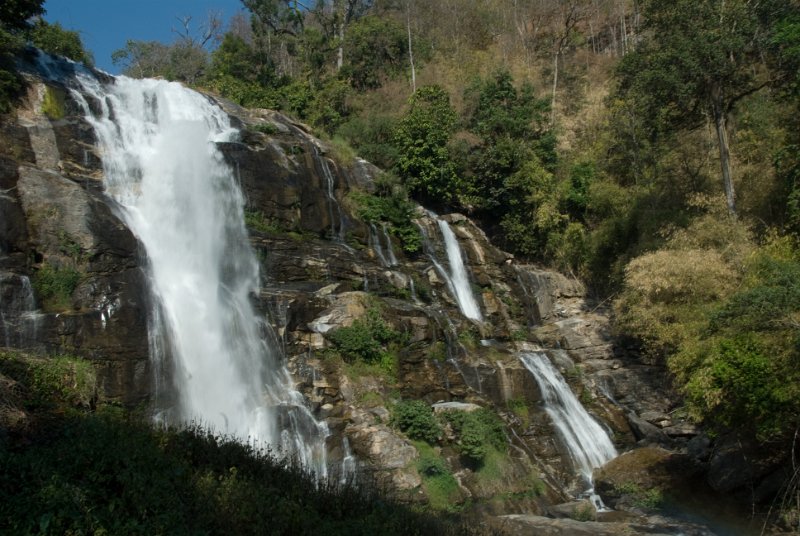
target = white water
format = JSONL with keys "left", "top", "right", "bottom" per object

{"left": 381, "top": 223, "right": 398, "bottom": 266}
{"left": 418, "top": 215, "right": 482, "bottom": 321}
{"left": 520, "top": 352, "right": 616, "bottom": 489}
{"left": 71, "top": 72, "right": 328, "bottom": 476}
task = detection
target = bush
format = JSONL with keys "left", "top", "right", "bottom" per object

{"left": 32, "top": 263, "right": 80, "bottom": 311}
{"left": 442, "top": 408, "right": 506, "bottom": 464}
{"left": 391, "top": 400, "right": 441, "bottom": 443}
{"left": 327, "top": 307, "right": 402, "bottom": 364}
{"left": 351, "top": 186, "right": 422, "bottom": 254}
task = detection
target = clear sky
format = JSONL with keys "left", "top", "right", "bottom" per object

{"left": 43, "top": 0, "right": 247, "bottom": 74}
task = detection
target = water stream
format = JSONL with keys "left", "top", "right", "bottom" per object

{"left": 417, "top": 214, "right": 482, "bottom": 321}
{"left": 70, "top": 69, "right": 328, "bottom": 476}
{"left": 520, "top": 351, "right": 617, "bottom": 500}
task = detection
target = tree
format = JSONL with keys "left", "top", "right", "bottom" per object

{"left": 0, "top": 0, "right": 44, "bottom": 112}
{"left": 393, "top": 85, "right": 459, "bottom": 204}
{"left": 30, "top": 20, "right": 92, "bottom": 65}
{"left": 617, "top": 0, "right": 797, "bottom": 215}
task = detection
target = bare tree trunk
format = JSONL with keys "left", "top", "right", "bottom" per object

{"left": 337, "top": 22, "right": 344, "bottom": 71}
{"left": 551, "top": 51, "right": 559, "bottom": 125}
{"left": 406, "top": 1, "right": 416, "bottom": 93}
{"left": 713, "top": 101, "right": 736, "bottom": 214}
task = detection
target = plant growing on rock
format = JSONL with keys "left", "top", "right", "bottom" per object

{"left": 442, "top": 408, "right": 507, "bottom": 465}
{"left": 390, "top": 400, "right": 441, "bottom": 443}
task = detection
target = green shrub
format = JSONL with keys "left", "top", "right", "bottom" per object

{"left": 351, "top": 188, "right": 422, "bottom": 254}
{"left": 327, "top": 307, "right": 402, "bottom": 364}
{"left": 243, "top": 209, "right": 282, "bottom": 234}
{"left": 391, "top": 400, "right": 441, "bottom": 443}
{"left": 0, "top": 351, "right": 96, "bottom": 410}
{"left": 442, "top": 408, "right": 506, "bottom": 464}
{"left": 32, "top": 263, "right": 80, "bottom": 311}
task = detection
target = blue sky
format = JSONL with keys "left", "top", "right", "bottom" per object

{"left": 43, "top": 0, "right": 247, "bottom": 73}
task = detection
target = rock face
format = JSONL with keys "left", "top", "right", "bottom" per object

{"left": 0, "top": 59, "right": 761, "bottom": 534}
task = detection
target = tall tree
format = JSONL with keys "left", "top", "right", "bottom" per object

{"left": 617, "top": 0, "right": 797, "bottom": 215}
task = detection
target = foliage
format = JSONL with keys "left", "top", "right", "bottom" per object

{"left": 393, "top": 85, "right": 459, "bottom": 204}
{"left": 442, "top": 408, "right": 506, "bottom": 465}
{"left": 32, "top": 262, "right": 80, "bottom": 311}
{"left": 0, "top": 351, "right": 96, "bottom": 410}
{"left": 0, "top": 0, "right": 44, "bottom": 112}
{"left": 351, "top": 183, "right": 422, "bottom": 253}
{"left": 0, "top": 412, "right": 470, "bottom": 535}
{"left": 243, "top": 209, "right": 282, "bottom": 234}
{"left": 413, "top": 441, "right": 461, "bottom": 512}
{"left": 29, "top": 20, "right": 92, "bottom": 65}
{"left": 112, "top": 39, "right": 208, "bottom": 84}
{"left": 342, "top": 16, "right": 407, "bottom": 90}
{"left": 327, "top": 307, "right": 402, "bottom": 365}
{"left": 40, "top": 85, "right": 64, "bottom": 119}
{"left": 390, "top": 400, "right": 441, "bottom": 443}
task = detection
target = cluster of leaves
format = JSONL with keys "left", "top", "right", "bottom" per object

{"left": 441, "top": 409, "right": 507, "bottom": 465}
{"left": 326, "top": 307, "right": 404, "bottom": 381}
{"left": 31, "top": 262, "right": 81, "bottom": 312}
{"left": 390, "top": 400, "right": 441, "bottom": 444}
{"left": 1, "top": 1, "right": 92, "bottom": 112}
{"left": 0, "top": 413, "right": 471, "bottom": 535}
{"left": 351, "top": 176, "right": 422, "bottom": 253}
{"left": 0, "top": 351, "right": 95, "bottom": 410}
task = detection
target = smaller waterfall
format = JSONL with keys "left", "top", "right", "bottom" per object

{"left": 520, "top": 352, "right": 617, "bottom": 491}
{"left": 381, "top": 224, "right": 398, "bottom": 266}
{"left": 417, "top": 214, "right": 482, "bottom": 321}
{"left": 437, "top": 219, "right": 482, "bottom": 321}
{"left": 339, "top": 437, "right": 357, "bottom": 485}
{"left": 314, "top": 147, "right": 345, "bottom": 241}
{"left": 368, "top": 224, "right": 390, "bottom": 267}
{"left": 0, "top": 274, "right": 41, "bottom": 348}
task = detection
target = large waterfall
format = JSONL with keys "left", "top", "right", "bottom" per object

{"left": 70, "top": 71, "right": 328, "bottom": 475}
{"left": 520, "top": 352, "right": 617, "bottom": 491}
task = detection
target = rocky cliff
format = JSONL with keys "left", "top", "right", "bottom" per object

{"left": 0, "top": 57, "right": 766, "bottom": 534}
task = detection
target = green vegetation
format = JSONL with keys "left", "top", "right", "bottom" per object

{"left": 31, "top": 262, "right": 80, "bottom": 311}
{"left": 441, "top": 409, "right": 506, "bottom": 466}
{"left": 0, "top": 350, "right": 475, "bottom": 535}
{"left": 40, "top": 85, "right": 64, "bottom": 119}
{"left": 390, "top": 400, "right": 441, "bottom": 443}
{"left": 613, "top": 481, "right": 665, "bottom": 510}
{"left": 0, "top": 350, "right": 95, "bottom": 410}
{"left": 243, "top": 208, "right": 282, "bottom": 234}
{"left": 413, "top": 441, "right": 461, "bottom": 512}
{"left": 350, "top": 174, "right": 422, "bottom": 254}
{"left": 327, "top": 307, "right": 403, "bottom": 364}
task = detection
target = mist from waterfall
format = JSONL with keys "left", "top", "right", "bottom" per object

{"left": 71, "top": 71, "right": 328, "bottom": 476}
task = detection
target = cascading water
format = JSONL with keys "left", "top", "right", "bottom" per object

{"left": 417, "top": 214, "right": 482, "bottom": 321}
{"left": 70, "top": 69, "right": 328, "bottom": 476}
{"left": 437, "top": 219, "right": 482, "bottom": 321}
{"left": 520, "top": 351, "right": 617, "bottom": 498}
{"left": 381, "top": 223, "right": 398, "bottom": 266}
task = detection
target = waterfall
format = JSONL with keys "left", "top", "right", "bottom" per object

{"left": 437, "top": 219, "right": 482, "bottom": 321}
{"left": 417, "top": 214, "right": 482, "bottom": 321}
{"left": 381, "top": 223, "right": 398, "bottom": 266}
{"left": 314, "top": 146, "right": 345, "bottom": 241}
{"left": 0, "top": 274, "right": 41, "bottom": 349}
{"left": 520, "top": 351, "right": 616, "bottom": 491}
{"left": 71, "top": 70, "right": 328, "bottom": 476}
{"left": 368, "top": 223, "right": 390, "bottom": 267}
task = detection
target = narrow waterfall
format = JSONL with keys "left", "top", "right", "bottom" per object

{"left": 314, "top": 146, "right": 345, "bottom": 241}
{"left": 71, "top": 71, "right": 329, "bottom": 476}
{"left": 381, "top": 223, "right": 398, "bottom": 266}
{"left": 368, "top": 223, "right": 390, "bottom": 267}
{"left": 417, "top": 214, "right": 482, "bottom": 321}
{"left": 437, "top": 219, "right": 482, "bottom": 321}
{"left": 0, "top": 274, "right": 40, "bottom": 348}
{"left": 520, "top": 352, "right": 617, "bottom": 491}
